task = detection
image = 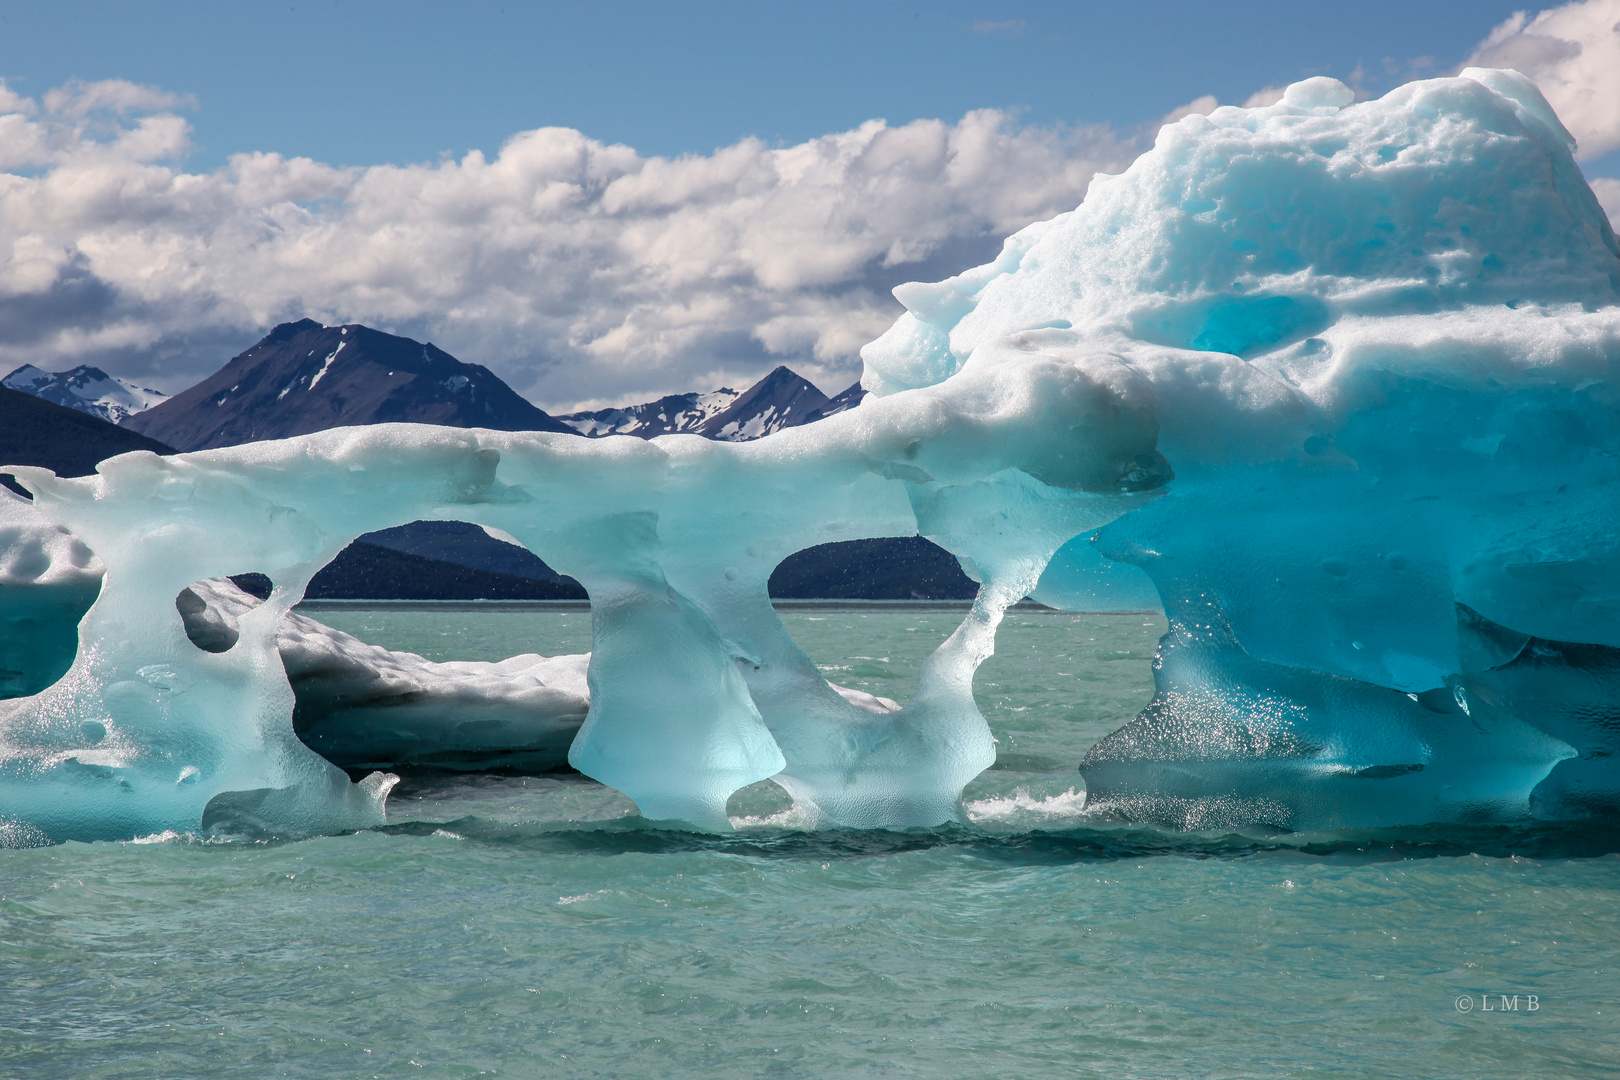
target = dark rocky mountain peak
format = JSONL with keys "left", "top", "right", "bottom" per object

{"left": 122, "top": 321, "right": 575, "bottom": 451}
{"left": 701, "top": 366, "right": 830, "bottom": 441}
{"left": 797, "top": 380, "right": 866, "bottom": 426}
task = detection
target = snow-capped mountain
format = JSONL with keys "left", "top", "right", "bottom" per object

{"left": 2, "top": 364, "right": 168, "bottom": 425}
{"left": 701, "top": 366, "right": 831, "bottom": 441}
{"left": 87, "top": 316, "right": 863, "bottom": 453}
{"left": 559, "top": 367, "right": 865, "bottom": 442}
{"left": 123, "top": 320, "right": 576, "bottom": 451}
{"left": 559, "top": 388, "right": 741, "bottom": 437}
{"left": 2, "top": 385, "right": 175, "bottom": 498}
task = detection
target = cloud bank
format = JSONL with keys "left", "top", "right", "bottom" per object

{"left": 0, "top": 80, "right": 1133, "bottom": 408}
{"left": 1465, "top": 0, "right": 1620, "bottom": 159}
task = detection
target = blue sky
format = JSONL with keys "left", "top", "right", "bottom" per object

{"left": 0, "top": 1, "right": 1615, "bottom": 408}
{"left": 0, "top": 1, "right": 1548, "bottom": 168}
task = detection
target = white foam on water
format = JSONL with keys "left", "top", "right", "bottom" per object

{"left": 965, "top": 787, "right": 1089, "bottom": 827}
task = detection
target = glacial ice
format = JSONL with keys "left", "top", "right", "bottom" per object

{"left": 3, "top": 68, "right": 1620, "bottom": 840}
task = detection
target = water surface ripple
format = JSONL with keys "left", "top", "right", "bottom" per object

{"left": 3, "top": 606, "right": 1614, "bottom": 1078}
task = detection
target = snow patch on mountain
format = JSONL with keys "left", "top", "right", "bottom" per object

{"left": 306, "top": 342, "right": 347, "bottom": 390}
{"left": 2, "top": 364, "right": 168, "bottom": 424}
{"left": 560, "top": 367, "right": 865, "bottom": 442}
{"left": 560, "top": 388, "right": 741, "bottom": 437}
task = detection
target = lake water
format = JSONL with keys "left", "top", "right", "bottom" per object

{"left": 3, "top": 604, "right": 1616, "bottom": 1078}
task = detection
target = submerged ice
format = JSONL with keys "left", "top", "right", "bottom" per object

{"left": 3, "top": 69, "right": 1619, "bottom": 840}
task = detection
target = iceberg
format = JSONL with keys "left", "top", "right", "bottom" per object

{"left": 4, "top": 551, "right": 901, "bottom": 782}
{"left": 2, "top": 69, "right": 1618, "bottom": 840}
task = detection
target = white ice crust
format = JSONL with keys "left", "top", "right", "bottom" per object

{"left": 3, "top": 70, "right": 1619, "bottom": 840}
{"left": 0, "top": 487, "right": 102, "bottom": 589}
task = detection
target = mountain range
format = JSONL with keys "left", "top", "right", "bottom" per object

{"left": 557, "top": 366, "right": 864, "bottom": 440}
{"left": 3, "top": 319, "right": 865, "bottom": 450}
{"left": 2, "top": 364, "right": 168, "bottom": 425}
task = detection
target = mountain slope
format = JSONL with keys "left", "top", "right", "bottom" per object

{"left": 3, "top": 365, "right": 168, "bottom": 424}
{"left": 0, "top": 387, "right": 175, "bottom": 493}
{"left": 304, "top": 542, "right": 588, "bottom": 601}
{"left": 360, "top": 520, "right": 577, "bottom": 584}
{"left": 123, "top": 320, "right": 575, "bottom": 451}
{"left": 797, "top": 381, "right": 866, "bottom": 425}
{"left": 767, "top": 537, "right": 978, "bottom": 600}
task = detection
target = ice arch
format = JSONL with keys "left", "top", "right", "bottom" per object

{"left": 1, "top": 357, "right": 1164, "bottom": 841}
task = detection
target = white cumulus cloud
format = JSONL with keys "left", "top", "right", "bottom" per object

{"left": 1158, "top": 96, "right": 1220, "bottom": 126}
{"left": 0, "top": 79, "right": 1135, "bottom": 410}
{"left": 1592, "top": 177, "right": 1620, "bottom": 225}
{"left": 1241, "top": 86, "right": 1288, "bottom": 109}
{"left": 41, "top": 78, "right": 196, "bottom": 120}
{"left": 1465, "top": 0, "right": 1620, "bottom": 159}
{"left": 12, "top": 45, "right": 1610, "bottom": 414}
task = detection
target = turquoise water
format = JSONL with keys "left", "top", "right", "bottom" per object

{"left": 4, "top": 605, "right": 1617, "bottom": 1078}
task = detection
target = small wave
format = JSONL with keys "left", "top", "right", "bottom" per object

{"left": 731, "top": 803, "right": 819, "bottom": 831}
{"left": 965, "top": 788, "right": 1089, "bottom": 826}
{"left": 557, "top": 889, "right": 616, "bottom": 905}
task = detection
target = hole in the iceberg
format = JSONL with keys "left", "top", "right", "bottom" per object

{"left": 767, "top": 537, "right": 977, "bottom": 714}
{"left": 769, "top": 598, "right": 927, "bottom": 720}
{"left": 725, "top": 779, "right": 796, "bottom": 823}
{"left": 304, "top": 519, "right": 586, "bottom": 601}
{"left": 176, "top": 578, "right": 254, "bottom": 653}
{"left": 283, "top": 593, "right": 592, "bottom": 776}
{"left": 768, "top": 537, "right": 978, "bottom": 603}
{"left": 282, "top": 521, "right": 592, "bottom": 779}
{"left": 230, "top": 572, "right": 273, "bottom": 600}
{"left": 766, "top": 533, "right": 1169, "bottom": 816}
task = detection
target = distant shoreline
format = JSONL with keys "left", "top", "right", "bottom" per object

{"left": 294, "top": 598, "right": 1160, "bottom": 615}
